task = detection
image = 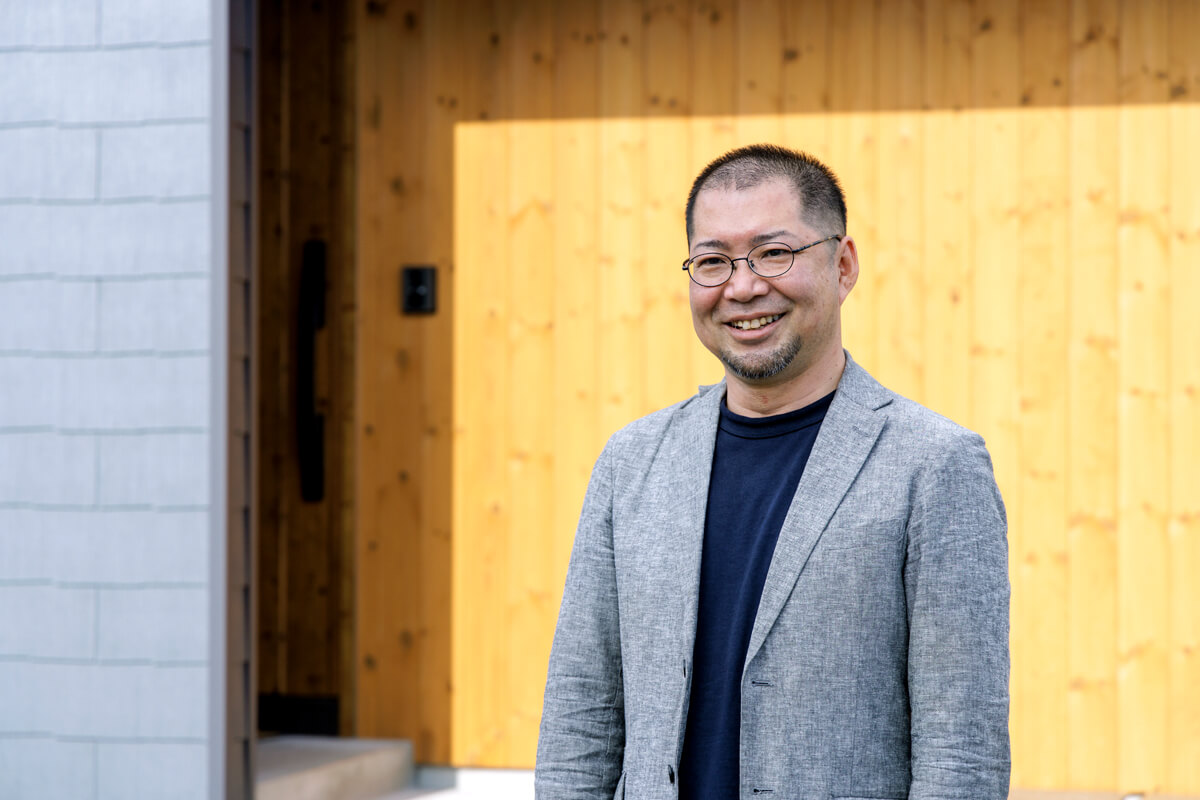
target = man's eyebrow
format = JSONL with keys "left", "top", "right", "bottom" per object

{"left": 749, "top": 230, "right": 796, "bottom": 245}
{"left": 692, "top": 231, "right": 797, "bottom": 252}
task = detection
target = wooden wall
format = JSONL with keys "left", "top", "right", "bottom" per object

{"left": 358, "top": 0, "right": 1200, "bottom": 792}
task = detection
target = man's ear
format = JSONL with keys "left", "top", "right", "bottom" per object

{"left": 836, "top": 235, "right": 860, "bottom": 303}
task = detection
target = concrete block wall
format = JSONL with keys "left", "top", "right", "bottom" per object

{"left": 0, "top": 0, "right": 215, "bottom": 797}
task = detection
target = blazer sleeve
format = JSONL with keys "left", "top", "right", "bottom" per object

{"left": 905, "top": 431, "right": 1011, "bottom": 800}
{"left": 535, "top": 439, "right": 625, "bottom": 799}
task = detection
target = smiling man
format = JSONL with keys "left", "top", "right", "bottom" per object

{"left": 536, "top": 145, "right": 1010, "bottom": 800}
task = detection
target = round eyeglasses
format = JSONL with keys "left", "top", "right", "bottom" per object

{"left": 681, "top": 235, "right": 843, "bottom": 287}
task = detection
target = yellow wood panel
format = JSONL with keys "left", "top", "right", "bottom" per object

{"left": 968, "top": 1, "right": 1023, "bottom": 778}
{"left": 919, "top": 0, "right": 970, "bottom": 422}
{"left": 452, "top": 121, "right": 512, "bottom": 766}
{"left": 1166, "top": 100, "right": 1200, "bottom": 793}
{"left": 1066, "top": 0, "right": 1120, "bottom": 790}
{"left": 874, "top": 0, "right": 924, "bottom": 400}
{"left": 1166, "top": 8, "right": 1200, "bottom": 794}
{"left": 920, "top": 0, "right": 972, "bottom": 426}
{"left": 502, "top": 1, "right": 558, "bottom": 768}
{"left": 735, "top": 0, "right": 784, "bottom": 142}
{"left": 780, "top": 0, "right": 829, "bottom": 156}
{"left": 643, "top": 3, "right": 696, "bottom": 410}
{"left": 548, "top": 0, "right": 600, "bottom": 661}
{"left": 596, "top": 0, "right": 646, "bottom": 439}
{"left": 827, "top": 0, "right": 878, "bottom": 366}
{"left": 1116, "top": 0, "right": 1171, "bottom": 790}
{"left": 1017, "top": 0, "right": 1071, "bottom": 786}
{"left": 348, "top": 0, "right": 1200, "bottom": 784}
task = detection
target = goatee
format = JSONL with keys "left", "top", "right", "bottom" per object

{"left": 718, "top": 338, "right": 802, "bottom": 381}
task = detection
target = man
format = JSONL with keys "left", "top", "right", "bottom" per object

{"left": 535, "top": 145, "right": 1010, "bottom": 799}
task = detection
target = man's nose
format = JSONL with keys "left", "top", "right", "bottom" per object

{"left": 723, "top": 260, "right": 769, "bottom": 301}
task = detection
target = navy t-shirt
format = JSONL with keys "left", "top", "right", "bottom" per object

{"left": 677, "top": 391, "right": 834, "bottom": 798}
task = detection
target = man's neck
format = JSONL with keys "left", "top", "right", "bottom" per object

{"left": 724, "top": 349, "right": 846, "bottom": 417}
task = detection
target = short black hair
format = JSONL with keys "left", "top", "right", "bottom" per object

{"left": 685, "top": 144, "right": 847, "bottom": 242}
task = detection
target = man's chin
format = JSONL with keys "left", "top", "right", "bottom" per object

{"left": 718, "top": 347, "right": 799, "bottom": 383}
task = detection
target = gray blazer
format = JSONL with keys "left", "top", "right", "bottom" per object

{"left": 536, "top": 353, "right": 1010, "bottom": 800}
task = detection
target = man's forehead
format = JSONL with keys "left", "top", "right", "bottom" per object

{"left": 690, "top": 179, "right": 808, "bottom": 243}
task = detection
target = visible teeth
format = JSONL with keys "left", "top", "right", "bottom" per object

{"left": 731, "top": 314, "right": 781, "bottom": 330}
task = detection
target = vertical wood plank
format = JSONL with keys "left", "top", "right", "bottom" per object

{"left": 780, "top": 0, "right": 830, "bottom": 156}
{"left": 411, "top": 0, "right": 469, "bottom": 763}
{"left": 505, "top": 0, "right": 557, "bottom": 766}
{"left": 255, "top": 0, "right": 286, "bottom": 700}
{"left": 356, "top": 0, "right": 471, "bottom": 762}
{"left": 549, "top": 0, "right": 601, "bottom": 675}
{"left": 597, "top": 0, "right": 646, "bottom": 434}
{"left": 1017, "top": 0, "right": 1071, "bottom": 786}
{"left": 922, "top": 0, "right": 972, "bottom": 426}
{"left": 1165, "top": 0, "right": 1200, "bottom": 790}
{"left": 450, "top": 0, "right": 516, "bottom": 765}
{"left": 735, "top": 0, "right": 784, "bottom": 143}
{"left": 643, "top": 2, "right": 696, "bottom": 408}
{"left": 874, "top": 0, "right": 925, "bottom": 400}
{"left": 689, "top": 0, "right": 738, "bottom": 383}
{"left": 968, "top": 0, "right": 1022, "bottom": 779}
{"left": 827, "top": 0, "right": 878, "bottom": 366}
{"left": 1115, "top": 0, "right": 1170, "bottom": 790}
{"left": 452, "top": 118, "right": 513, "bottom": 765}
{"left": 356, "top": 0, "right": 429, "bottom": 750}
{"left": 1066, "top": 0, "right": 1120, "bottom": 789}
{"left": 692, "top": 0, "right": 737, "bottom": 119}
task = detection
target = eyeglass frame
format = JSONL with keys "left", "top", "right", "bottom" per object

{"left": 681, "top": 234, "right": 844, "bottom": 287}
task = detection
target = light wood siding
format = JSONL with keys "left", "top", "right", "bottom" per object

{"left": 357, "top": 0, "right": 1200, "bottom": 789}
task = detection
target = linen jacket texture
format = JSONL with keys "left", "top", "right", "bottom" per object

{"left": 535, "top": 353, "right": 1010, "bottom": 800}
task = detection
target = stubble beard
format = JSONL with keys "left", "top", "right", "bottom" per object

{"left": 717, "top": 336, "right": 803, "bottom": 382}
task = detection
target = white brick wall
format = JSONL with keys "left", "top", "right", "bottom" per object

{"left": 98, "top": 587, "right": 207, "bottom": 660}
{"left": 0, "top": 739, "right": 96, "bottom": 800}
{"left": 101, "top": 123, "right": 210, "bottom": 199}
{"left": 98, "top": 276, "right": 210, "bottom": 351}
{"left": 0, "top": 128, "right": 97, "bottom": 199}
{"left": 0, "top": 48, "right": 210, "bottom": 125}
{"left": 98, "top": 742, "right": 206, "bottom": 800}
{"left": 0, "top": 279, "right": 97, "bottom": 351}
{"left": 0, "top": 0, "right": 216, "bottom": 795}
{"left": 101, "top": 0, "right": 210, "bottom": 45}
{"left": 0, "top": 585, "right": 96, "bottom": 659}
{"left": 0, "top": 203, "right": 210, "bottom": 276}
{"left": 0, "top": 0, "right": 98, "bottom": 47}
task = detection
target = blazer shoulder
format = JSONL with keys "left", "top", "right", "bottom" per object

{"left": 599, "top": 382, "right": 723, "bottom": 482}
{"left": 840, "top": 355, "right": 985, "bottom": 456}
{"left": 607, "top": 382, "right": 720, "bottom": 449}
{"left": 882, "top": 393, "right": 985, "bottom": 451}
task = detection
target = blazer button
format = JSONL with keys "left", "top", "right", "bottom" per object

{"left": 667, "top": 765, "right": 675, "bottom": 784}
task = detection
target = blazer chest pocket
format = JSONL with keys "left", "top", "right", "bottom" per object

{"left": 818, "top": 517, "right": 905, "bottom": 551}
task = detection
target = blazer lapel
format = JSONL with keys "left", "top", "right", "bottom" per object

{"left": 660, "top": 381, "right": 725, "bottom": 649}
{"left": 743, "top": 355, "right": 892, "bottom": 670}
{"left": 653, "top": 381, "right": 725, "bottom": 759}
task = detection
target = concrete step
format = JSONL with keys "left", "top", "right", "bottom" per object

{"left": 256, "top": 736, "right": 414, "bottom": 800}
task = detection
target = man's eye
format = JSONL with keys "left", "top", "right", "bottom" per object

{"left": 759, "top": 248, "right": 789, "bottom": 259}
{"left": 696, "top": 256, "right": 727, "bottom": 268}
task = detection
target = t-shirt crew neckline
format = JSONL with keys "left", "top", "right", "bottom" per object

{"left": 718, "top": 390, "right": 837, "bottom": 439}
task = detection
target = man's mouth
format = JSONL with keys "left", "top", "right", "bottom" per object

{"left": 727, "top": 313, "right": 783, "bottom": 331}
